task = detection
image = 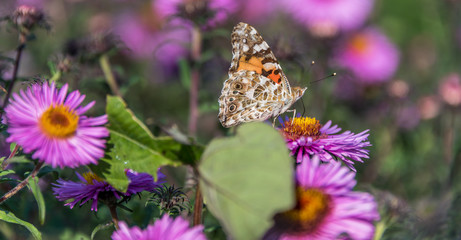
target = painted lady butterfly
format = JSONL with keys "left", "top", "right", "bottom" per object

{"left": 218, "top": 22, "right": 307, "bottom": 128}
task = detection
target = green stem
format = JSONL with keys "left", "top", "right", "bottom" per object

{"left": 188, "top": 25, "right": 202, "bottom": 136}
{"left": 373, "top": 220, "right": 386, "bottom": 240}
{"left": 1, "top": 42, "right": 26, "bottom": 117}
{"left": 49, "top": 70, "right": 61, "bottom": 82}
{"left": 193, "top": 181, "right": 203, "bottom": 226}
{"left": 109, "top": 205, "right": 120, "bottom": 230}
{"left": 1, "top": 144, "right": 19, "bottom": 170}
{"left": 99, "top": 54, "right": 121, "bottom": 97}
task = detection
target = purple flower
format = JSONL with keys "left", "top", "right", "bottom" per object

{"left": 334, "top": 28, "right": 400, "bottom": 84}
{"left": 283, "top": 0, "right": 374, "bottom": 36}
{"left": 4, "top": 82, "right": 109, "bottom": 168}
{"left": 52, "top": 170, "right": 165, "bottom": 211}
{"left": 112, "top": 215, "right": 206, "bottom": 240}
{"left": 114, "top": 13, "right": 190, "bottom": 66}
{"left": 236, "top": 0, "right": 277, "bottom": 24}
{"left": 272, "top": 156, "right": 379, "bottom": 239}
{"left": 153, "top": 0, "right": 238, "bottom": 28}
{"left": 279, "top": 116, "right": 370, "bottom": 171}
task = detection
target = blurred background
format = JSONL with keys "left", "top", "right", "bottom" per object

{"left": 1, "top": 0, "right": 461, "bottom": 239}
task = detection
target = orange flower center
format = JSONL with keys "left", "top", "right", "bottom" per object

{"left": 281, "top": 117, "right": 322, "bottom": 140}
{"left": 82, "top": 172, "right": 105, "bottom": 185}
{"left": 39, "top": 104, "right": 78, "bottom": 138}
{"left": 282, "top": 187, "right": 331, "bottom": 233}
{"left": 349, "top": 34, "right": 370, "bottom": 55}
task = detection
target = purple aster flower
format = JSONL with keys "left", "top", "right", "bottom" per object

{"left": 236, "top": 0, "right": 277, "bottom": 24}
{"left": 112, "top": 215, "right": 206, "bottom": 240}
{"left": 270, "top": 156, "right": 379, "bottom": 239}
{"left": 153, "top": 0, "right": 238, "bottom": 28}
{"left": 283, "top": 0, "right": 374, "bottom": 37}
{"left": 334, "top": 28, "right": 400, "bottom": 84}
{"left": 52, "top": 170, "right": 165, "bottom": 211}
{"left": 4, "top": 82, "right": 109, "bottom": 168}
{"left": 279, "top": 116, "right": 370, "bottom": 171}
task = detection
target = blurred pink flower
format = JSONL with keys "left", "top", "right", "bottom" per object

{"left": 16, "top": 0, "right": 43, "bottom": 8}
{"left": 283, "top": 0, "right": 374, "bottom": 37}
{"left": 334, "top": 28, "right": 399, "bottom": 84}
{"left": 114, "top": 13, "right": 190, "bottom": 66}
{"left": 438, "top": 73, "right": 461, "bottom": 106}
{"left": 236, "top": 0, "right": 277, "bottom": 24}
{"left": 153, "top": 0, "right": 238, "bottom": 28}
{"left": 418, "top": 95, "right": 440, "bottom": 120}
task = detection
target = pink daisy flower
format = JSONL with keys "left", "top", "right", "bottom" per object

{"left": 438, "top": 73, "right": 461, "bottom": 106}
{"left": 334, "top": 28, "right": 400, "bottom": 84}
{"left": 52, "top": 170, "right": 165, "bottom": 211}
{"left": 4, "top": 82, "right": 109, "bottom": 168}
{"left": 112, "top": 215, "right": 206, "bottom": 240}
{"left": 279, "top": 116, "right": 370, "bottom": 171}
{"left": 153, "top": 0, "right": 238, "bottom": 28}
{"left": 271, "top": 156, "right": 379, "bottom": 239}
{"left": 283, "top": 0, "right": 374, "bottom": 36}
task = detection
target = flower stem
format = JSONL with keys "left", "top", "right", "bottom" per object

{"left": 1, "top": 42, "right": 26, "bottom": 114}
{"left": 109, "top": 205, "right": 120, "bottom": 230}
{"left": 0, "top": 161, "right": 44, "bottom": 204}
{"left": 99, "top": 54, "right": 121, "bottom": 97}
{"left": 193, "top": 181, "right": 203, "bottom": 226}
{"left": 188, "top": 25, "right": 202, "bottom": 136}
{"left": 1, "top": 144, "right": 20, "bottom": 170}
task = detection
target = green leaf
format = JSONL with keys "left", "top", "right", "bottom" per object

{"left": 97, "top": 96, "right": 179, "bottom": 192}
{"left": 198, "top": 122, "right": 295, "bottom": 240}
{"left": 28, "top": 177, "right": 45, "bottom": 225}
{"left": 0, "top": 209, "right": 41, "bottom": 240}
{"left": 0, "top": 170, "right": 15, "bottom": 178}
{"left": 91, "top": 222, "right": 114, "bottom": 240}
{"left": 9, "top": 143, "right": 16, "bottom": 153}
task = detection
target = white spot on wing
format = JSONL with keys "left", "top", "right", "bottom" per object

{"left": 243, "top": 44, "right": 250, "bottom": 52}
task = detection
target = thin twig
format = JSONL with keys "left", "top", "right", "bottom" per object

{"left": 99, "top": 54, "right": 121, "bottom": 97}
{"left": 1, "top": 43, "right": 26, "bottom": 114}
{"left": 0, "top": 161, "right": 44, "bottom": 204}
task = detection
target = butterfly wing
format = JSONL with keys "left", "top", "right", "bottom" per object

{"left": 229, "top": 22, "right": 293, "bottom": 94}
{"left": 218, "top": 22, "right": 306, "bottom": 128}
{"left": 218, "top": 70, "right": 286, "bottom": 128}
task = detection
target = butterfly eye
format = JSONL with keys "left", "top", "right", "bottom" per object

{"left": 234, "top": 83, "right": 243, "bottom": 90}
{"left": 228, "top": 104, "right": 237, "bottom": 112}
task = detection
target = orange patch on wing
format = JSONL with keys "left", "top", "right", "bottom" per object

{"left": 267, "top": 71, "right": 282, "bottom": 84}
{"left": 237, "top": 56, "right": 264, "bottom": 74}
{"left": 237, "top": 56, "right": 283, "bottom": 84}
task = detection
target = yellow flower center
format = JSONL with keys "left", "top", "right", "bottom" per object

{"left": 349, "top": 34, "right": 370, "bottom": 55}
{"left": 82, "top": 172, "right": 105, "bottom": 185}
{"left": 281, "top": 117, "right": 322, "bottom": 140}
{"left": 39, "top": 104, "right": 79, "bottom": 138}
{"left": 282, "top": 187, "right": 331, "bottom": 233}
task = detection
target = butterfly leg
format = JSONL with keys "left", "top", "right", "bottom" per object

{"left": 285, "top": 109, "right": 297, "bottom": 124}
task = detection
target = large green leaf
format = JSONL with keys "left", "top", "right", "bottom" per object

{"left": 94, "top": 96, "right": 180, "bottom": 192}
{"left": 198, "top": 122, "right": 295, "bottom": 240}
{"left": 0, "top": 209, "right": 41, "bottom": 240}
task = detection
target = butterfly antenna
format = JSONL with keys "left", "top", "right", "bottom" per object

{"left": 306, "top": 60, "right": 315, "bottom": 75}
{"left": 311, "top": 72, "right": 337, "bottom": 84}
{"left": 301, "top": 96, "right": 306, "bottom": 117}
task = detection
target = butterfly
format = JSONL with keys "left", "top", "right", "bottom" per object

{"left": 218, "top": 22, "right": 307, "bottom": 128}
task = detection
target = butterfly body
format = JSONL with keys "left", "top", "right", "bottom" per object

{"left": 218, "top": 22, "right": 306, "bottom": 128}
